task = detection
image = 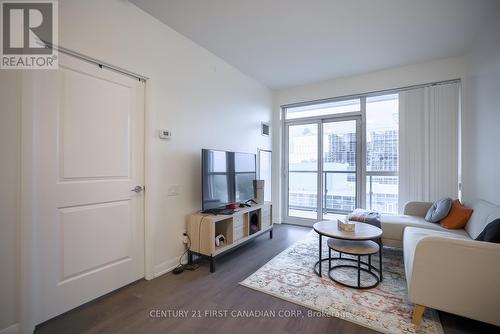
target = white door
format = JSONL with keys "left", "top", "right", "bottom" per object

{"left": 30, "top": 54, "right": 145, "bottom": 323}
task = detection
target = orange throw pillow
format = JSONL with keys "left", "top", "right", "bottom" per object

{"left": 440, "top": 199, "right": 473, "bottom": 229}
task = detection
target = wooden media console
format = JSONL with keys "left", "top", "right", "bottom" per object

{"left": 186, "top": 202, "right": 273, "bottom": 272}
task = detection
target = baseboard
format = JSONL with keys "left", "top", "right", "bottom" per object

{"left": 0, "top": 323, "right": 20, "bottom": 334}
{"left": 153, "top": 253, "right": 188, "bottom": 278}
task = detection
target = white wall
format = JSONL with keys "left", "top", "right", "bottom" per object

{"left": 1, "top": 0, "right": 272, "bottom": 330}
{"left": 0, "top": 72, "right": 21, "bottom": 330}
{"left": 461, "top": 17, "right": 500, "bottom": 206}
{"left": 272, "top": 56, "right": 467, "bottom": 222}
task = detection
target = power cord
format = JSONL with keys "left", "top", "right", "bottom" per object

{"left": 172, "top": 232, "right": 199, "bottom": 274}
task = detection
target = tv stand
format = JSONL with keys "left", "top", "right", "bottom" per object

{"left": 186, "top": 202, "right": 273, "bottom": 272}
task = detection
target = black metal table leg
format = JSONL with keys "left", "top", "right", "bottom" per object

{"left": 329, "top": 248, "right": 331, "bottom": 270}
{"left": 357, "top": 256, "right": 361, "bottom": 288}
{"left": 269, "top": 229, "right": 273, "bottom": 239}
{"left": 318, "top": 234, "right": 322, "bottom": 276}
{"left": 379, "top": 237, "right": 383, "bottom": 281}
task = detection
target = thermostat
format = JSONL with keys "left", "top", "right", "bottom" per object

{"left": 159, "top": 130, "right": 172, "bottom": 139}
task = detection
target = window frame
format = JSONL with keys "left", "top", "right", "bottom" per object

{"left": 282, "top": 92, "right": 402, "bottom": 223}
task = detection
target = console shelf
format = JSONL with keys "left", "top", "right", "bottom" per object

{"left": 186, "top": 202, "right": 273, "bottom": 272}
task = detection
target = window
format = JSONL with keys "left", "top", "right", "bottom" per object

{"left": 285, "top": 99, "right": 360, "bottom": 120}
{"left": 366, "top": 94, "right": 399, "bottom": 214}
{"left": 283, "top": 93, "right": 400, "bottom": 222}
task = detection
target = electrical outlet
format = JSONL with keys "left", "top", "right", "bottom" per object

{"left": 159, "top": 129, "right": 172, "bottom": 139}
{"left": 168, "top": 185, "right": 180, "bottom": 196}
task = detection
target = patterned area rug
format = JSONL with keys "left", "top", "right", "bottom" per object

{"left": 240, "top": 231, "right": 443, "bottom": 334}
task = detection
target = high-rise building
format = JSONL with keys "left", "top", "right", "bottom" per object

{"left": 367, "top": 129, "right": 398, "bottom": 172}
{"left": 325, "top": 132, "right": 356, "bottom": 167}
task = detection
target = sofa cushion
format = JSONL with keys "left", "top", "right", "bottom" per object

{"left": 440, "top": 199, "right": 473, "bottom": 229}
{"left": 380, "top": 214, "right": 469, "bottom": 244}
{"left": 465, "top": 199, "right": 500, "bottom": 239}
{"left": 425, "top": 197, "right": 452, "bottom": 223}
{"left": 476, "top": 218, "right": 500, "bottom": 243}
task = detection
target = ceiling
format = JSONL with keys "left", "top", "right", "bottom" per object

{"left": 130, "top": 0, "right": 500, "bottom": 90}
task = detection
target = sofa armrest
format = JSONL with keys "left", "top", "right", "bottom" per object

{"left": 403, "top": 201, "right": 432, "bottom": 217}
{"left": 406, "top": 236, "right": 500, "bottom": 325}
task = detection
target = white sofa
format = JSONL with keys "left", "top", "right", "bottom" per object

{"left": 379, "top": 199, "right": 500, "bottom": 326}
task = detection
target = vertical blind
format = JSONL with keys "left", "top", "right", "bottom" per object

{"left": 398, "top": 82, "right": 460, "bottom": 212}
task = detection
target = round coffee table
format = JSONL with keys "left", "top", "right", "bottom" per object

{"left": 313, "top": 221, "right": 383, "bottom": 288}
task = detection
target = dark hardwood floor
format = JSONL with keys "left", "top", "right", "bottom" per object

{"left": 36, "top": 224, "right": 498, "bottom": 334}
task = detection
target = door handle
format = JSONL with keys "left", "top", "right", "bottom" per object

{"left": 131, "top": 185, "right": 144, "bottom": 193}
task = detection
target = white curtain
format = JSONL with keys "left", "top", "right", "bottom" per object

{"left": 398, "top": 82, "right": 460, "bottom": 212}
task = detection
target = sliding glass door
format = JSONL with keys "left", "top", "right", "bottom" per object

{"left": 285, "top": 116, "right": 361, "bottom": 224}
{"left": 287, "top": 123, "right": 319, "bottom": 220}
{"left": 322, "top": 118, "right": 360, "bottom": 219}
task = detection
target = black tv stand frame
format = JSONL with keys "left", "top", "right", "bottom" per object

{"left": 187, "top": 228, "right": 273, "bottom": 273}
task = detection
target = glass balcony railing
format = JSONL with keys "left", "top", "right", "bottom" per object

{"left": 366, "top": 173, "right": 399, "bottom": 214}
{"left": 323, "top": 171, "right": 356, "bottom": 214}
{"left": 288, "top": 171, "right": 399, "bottom": 218}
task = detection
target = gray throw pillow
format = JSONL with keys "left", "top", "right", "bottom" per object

{"left": 425, "top": 198, "right": 453, "bottom": 223}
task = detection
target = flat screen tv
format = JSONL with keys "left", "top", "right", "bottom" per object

{"left": 201, "top": 149, "right": 256, "bottom": 211}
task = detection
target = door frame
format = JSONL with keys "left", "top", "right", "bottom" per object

{"left": 20, "top": 52, "right": 152, "bottom": 333}
{"left": 282, "top": 112, "right": 364, "bottom": 226}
